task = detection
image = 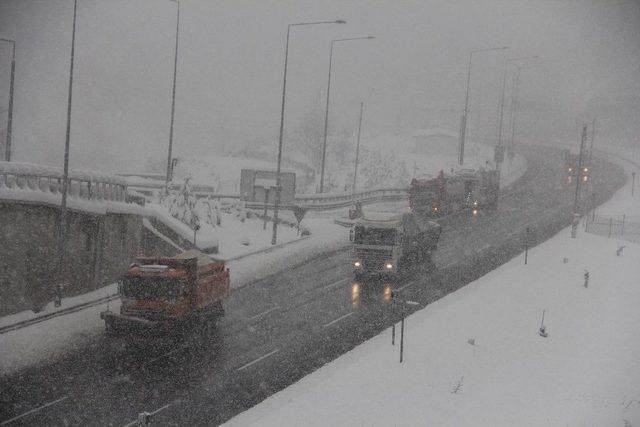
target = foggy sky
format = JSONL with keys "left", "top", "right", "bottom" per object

{"left": 0, "top": 0, "right": 638, "bottom": 172}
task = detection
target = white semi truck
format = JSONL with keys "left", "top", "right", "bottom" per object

{"left": 351, "top": 211, "right": 441, "bottom": 279}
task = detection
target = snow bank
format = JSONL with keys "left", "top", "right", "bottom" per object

{"left": 225, "top": 170, "right": 640, "bottom": 427}
{"left": 0, "top": 286, "right": 120, "bottom": 375}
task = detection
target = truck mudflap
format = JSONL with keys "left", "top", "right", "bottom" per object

{"left": 101, "top": 310, "right": 170, "bottom": 336}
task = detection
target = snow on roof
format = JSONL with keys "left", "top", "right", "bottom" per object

{"left": 0, "top": 161, "right": 127, "bottom": 185}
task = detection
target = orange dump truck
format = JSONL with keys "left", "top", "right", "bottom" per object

{"left": 100, "top": 250, "right": 230, "bottom": 335}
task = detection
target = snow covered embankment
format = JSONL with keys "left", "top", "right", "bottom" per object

{"left": 226, "top": 168, "right": 640, "bottom": 427}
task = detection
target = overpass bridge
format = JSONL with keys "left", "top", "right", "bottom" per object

{"left": 0, "top": 162, "right": 150, "bottom": 315}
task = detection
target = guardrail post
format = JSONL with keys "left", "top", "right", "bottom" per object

{"left": 608, "top": 217, "right": 613, "bottom": 238}
{"left": 621, "top": 214, "right": 626, "bottom": 236}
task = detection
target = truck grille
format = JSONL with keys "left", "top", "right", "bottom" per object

{"left": 355, "top": 248, "right": 393, "bottom": 270}
{"left": 122, "top": 307, "right": 168, "bottom": 321}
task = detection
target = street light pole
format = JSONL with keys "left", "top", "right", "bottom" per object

{"left": 507, "top": 62, "right": 542, "bottom": 160}
{"left": 58, "top": 0, "right": 78, "bottom": 288}
{"left": 165, "top": 0, "right": 180, "bottom": 194}
{"left": 459, "top": 46, "right": 508, "bottom": 166}
{"left": 571, "top": 125, "right": 588, "bottom": 238}
{"left": 352, "top": 101, "right": 364, "bottom": 194}
{"left": 271, "top": 19, "right": 346, "bottom": 245}
{"left": 495, "top": 55, "right": 537, "bottom": 168}
{"left": 508, "top": 67, "right": 522, "bottom": 160}
{"left": 319, "top": 36, "right": 374, "bottom": 193}
{"left": 0, "top": 38, "right": 15, "bottom": 161}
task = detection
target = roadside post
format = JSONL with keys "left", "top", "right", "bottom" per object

{"left": 391, "top": 290, "right": 419, "bottom": 363}
{"left": 191, "top": 218, "right": 200, "bottom": 246}
{"left": 632, "top": 172, "right": 636, "bottom": 197}
{"left": 293, "top": 206, "right": 307, "bottom": 235}
{"left": 400, "top": 315, "right": 405, "bottom": 363}
{"left": 263, "top": 188, "right": 270, "bottom": 230}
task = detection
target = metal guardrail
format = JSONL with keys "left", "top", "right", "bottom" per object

{"left": 585, "top": 214, "right": 640, "bottom": 243}
{"left": 1, "top": 161, "right": 129, "bottom": 204}
{"left": 126, "top": 176, "right": 408, "bottom": 210}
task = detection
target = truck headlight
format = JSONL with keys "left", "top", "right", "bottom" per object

{"left": 385, "top": 262, "right": 393, "bottom": 269}
{"left": 354, "top": 261, "right": 361, "bottom": 268}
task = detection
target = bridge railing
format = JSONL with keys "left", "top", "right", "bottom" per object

{"left": 124, "top": 174, "right": 408, "bottom": 210}
{"left": 0, "top": 161, "right": 128, "bottom": 203}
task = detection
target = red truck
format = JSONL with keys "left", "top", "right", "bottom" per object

{"left": 100, "top": 250, "right": 230, "bottom": 335}
{"left": 409, "top": 168, "right": 499, "bottom": 218}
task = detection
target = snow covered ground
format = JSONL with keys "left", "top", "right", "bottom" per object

{"left": 225, "top": 163, "right": 640, "bottom": 427}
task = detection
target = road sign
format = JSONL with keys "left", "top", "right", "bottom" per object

{"left": 240, "top": 169, "right": 296, "bottom": 204}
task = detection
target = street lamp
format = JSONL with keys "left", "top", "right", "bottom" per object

{"left": 58, "top": 0, "right": 78, "bottom": 292}
{"left": 319, "top": 35, "right": 375, "bottom": 193}
{"left": 165, "top": 0, "right": 180, "bottom": 194}
{"left": 271, "top": 20, "right": 346, "bottom": 245}
{"left": 0, "top": 37, "right": 15, "bottom": 162}
{"left": 458, "top": 46, "right": 508, "bottom": 166}
{"left": 495, "top": 55, "right": 538, "bottom": 168}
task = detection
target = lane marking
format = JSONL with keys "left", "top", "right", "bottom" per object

{"left": 322, "top": 278, "right": 350, "bottom": 291}
{"left": 405, "top": 300, "right": 419, "bottom": 306}
{"left": 249, "top": 305, "right": 280, "bottom": 321}
{"left": 147, "top": 346, "right": 185, "bottom": 364}
{"left": 123, "top": 403, "right": 172, "bottom": 427}
{"left": 323, "top": 312, "right": 353, "bottom": 328}
{"left": 236, "top": 349, "right": 280, "bottom": 371}
{"left": 1, "top": 396, "right": 69, "bottom": 426}
{"left": 396, "top": 281, "right": 416, "bottom": 292}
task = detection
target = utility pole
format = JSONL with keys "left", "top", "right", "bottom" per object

{"left": 508, "top": 69, "right": 522, "bottom": 161}
{"left": 0, "top": 38, "right": 15, "bottom": 161}
{"left": 165, "top": 0, "right": 180, "bottom": 195}
{"left": 589, "top": 118, "right": 595, "bottom": 164}
{"left": 58, "top": 0, "right": 78, "bottom": 291}
{"left": 319, "top": 36, "right": 374, "bottom": 193}
{"left": 459, "top": 46, "right": 508, "bottom": 166}
{"left": 352, "top": 102, "right": 364, "bottom": 194}
{"left": 571, "top": 125, "right": 588, "bottom": 238}
{"left": 524, "top": 227, "right": 530, "bottom": 264}
{"left": 495, "top": 56, "right": 538, "bottom": 170}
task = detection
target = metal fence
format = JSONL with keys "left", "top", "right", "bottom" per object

{"left": 585, "top": 214, "right": 640, "bottom": 243}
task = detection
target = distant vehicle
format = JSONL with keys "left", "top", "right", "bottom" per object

{"left": 100, "top": 250, "right": 230, "bottom": 336}
{"left": 351, "top": 211, "right": 441, "bottom": 279}
{"left": 563, "top": 149, "right": 589, "bottom": 185}
{"left": 408, "top": 168, "right": 499, "bottom": 218}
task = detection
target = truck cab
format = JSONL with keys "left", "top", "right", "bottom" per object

{"left": 351, "top": 211, "right": 440, "bottom": 279}
{"left": 101, "top": 250, "right": 229, "bottom": 336}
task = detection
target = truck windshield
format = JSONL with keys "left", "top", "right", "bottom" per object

{"left": 120, "top": 277, "right": 185, "bottom": 300}
{"left": 354, "top": 226, "right": 396, "bottom": 245}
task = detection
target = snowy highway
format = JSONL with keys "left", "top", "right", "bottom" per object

{"left": 0, "top": 146, "right": 626, "bottom": 426}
